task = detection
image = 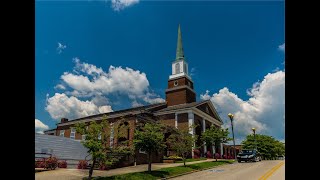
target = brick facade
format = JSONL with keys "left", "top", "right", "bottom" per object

{"left": 166, "top": 76, "right": 196, "bottom": 106}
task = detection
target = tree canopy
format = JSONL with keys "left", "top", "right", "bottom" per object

{"left": 75, "top": 115, "right": 132, "bottom": 179}
{"left": 241, "top": 134, "right": 285, "bottom": 160}
{"left": 166, "top": 128, "right": 197, "bottom": 166}
{"left": 133, "top": 122, "right": 166, "bottom": 172}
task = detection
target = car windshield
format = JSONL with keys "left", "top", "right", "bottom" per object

{"left": 242, "top": 150, "right": 254, "bottom": 153}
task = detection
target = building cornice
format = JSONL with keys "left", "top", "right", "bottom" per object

{"left": 165, "top": 85, "right": 196, "bottom": 94}
{"left": 57, "top": 110, "right": 141, "bottom": 127}
{"left": 168, "top": 74, "right": 193, "bottom": 83}
{"left": 192, "top": 107, "right": 223, "bottom": 126}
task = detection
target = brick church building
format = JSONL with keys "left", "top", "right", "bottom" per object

{"left": 44, "top": 25, "right": 225, "bottom": 166}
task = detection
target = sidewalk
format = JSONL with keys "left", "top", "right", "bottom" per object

{"left": 35, "top": 159, "right": 225, "bottom": 180}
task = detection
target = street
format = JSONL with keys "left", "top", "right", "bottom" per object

{"left": 171, "top": 160, "right": 285, "bottom": 180}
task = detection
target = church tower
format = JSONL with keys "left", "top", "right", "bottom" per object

{"left": 165, "top": 24, "right": 196, "bottom": 106}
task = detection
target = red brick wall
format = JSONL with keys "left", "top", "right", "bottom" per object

{"left": 159, "top": 114, "right": 175, "bottom": 127}
{"left": 177, "top": 113, "right": 189, "bottom": 130}
{"left": 168, "top": 77, "right": 193, "bottom": 89}
{"left": 166, "top": 88, "right": 196, "bottom": 106}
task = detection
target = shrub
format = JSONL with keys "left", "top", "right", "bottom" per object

{"left": 78, "top": 160, "right": 88, "bottom": 169}
{"left": 99, "top": 163, "right": 110, "bottom": 170}
{"left": 206, "top": 151, "right": 213, "bottom": 159}
{"left": 45, "top": 157, "right": 58, "bottom": 170}
{"left": 214, "top": 153, "right": 221, "bottom": 159}
{"left": 193, "top": 149, "right": 200, "bottom": 159}
{"left": 35, "top": 159, "right": 45, "bottom": 168}
{"left": 168, "top": 155, "right": 183, "bottom": 160}
{"left": 58, "top": 160, "right": 67, "bottom": 168}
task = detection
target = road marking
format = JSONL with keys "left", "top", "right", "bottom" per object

{"left": 258, "top": 161, "right": 284, "bottom": 180}
{"left": 208, "top": 169, "right": 225, "bottom": 172}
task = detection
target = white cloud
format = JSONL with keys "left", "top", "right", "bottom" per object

{"left": 46, "top": 93, "right": 113, "bottom": 121}
{"left": 46, "top": 59, "right": 164, "bottom": 120}
{"left": 61, "top": 63, "right": 149, "bottom": 96}
{"left": 111, "top": 0, "right": 139, "bottom": 11}
{"left": 131, "top": 100, "right": 143, "bottom": 107}
{"left": 60, "top": 58, "right": 164, "bottom": 105}
{"left": 54, "top": 84, "right": 66, "bottom": 90}
{"left": 57, "top": 42, "right": 67, "bottom": 54}
{"left": 200, "top": 90, "right": 211, "bottom": 100}
{"left": 278, "top": 43, "right": 285, "bottom": 52}
{"left": 201, "top": 70, "right": 285, "bottom": 143}
{"left": 139, "top": 92, "right": 165, "bottom": 104}
{"left": 35, "top": 119, "right": 49, "bottom": 134}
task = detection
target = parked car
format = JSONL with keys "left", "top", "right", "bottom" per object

{"left": 237, "top": 149, "right": 261, "bottom": 163}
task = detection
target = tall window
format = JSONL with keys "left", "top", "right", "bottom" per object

{"left": 98, "top": 133, "right": 101, "bottom": 140}
{"left": 175, "top": 63, "right": 180, "bottom": 74}
{"left": 70, "top": 128, "right": 76, "bottom": 139}
{"left": 59, "top": 130, "right": 65, "bottom": 137}
{"left": 82, "top": 135, "right": 86, "bottom": 141}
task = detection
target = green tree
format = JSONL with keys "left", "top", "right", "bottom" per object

{"left": 133, "top": 122, "right": 166, "bottom": 173}
{"left": 75, "top": 115, "right": 132, "bottom": 180}
{"left": 242, "top": 134, "right": 285, "bottom": 160}
{"left": 201, "top": 126, "right": 231, "bottom": 161}
{"left": 166, "top": 128, "right": 197, "bottom": 167}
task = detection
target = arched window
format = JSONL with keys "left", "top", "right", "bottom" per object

{"left": 175, "top": 63, "right": 180, "bottom": 74}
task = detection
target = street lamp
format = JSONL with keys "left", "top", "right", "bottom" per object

{"left": 228, "top": 113, "right": 237, "bottom": 160}
{"left": 252, "top": 128, "right": 257, "bottom": 150}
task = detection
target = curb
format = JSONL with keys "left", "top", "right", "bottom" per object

{"left": 159, "top": 161, "right": 235, "bottom": 180}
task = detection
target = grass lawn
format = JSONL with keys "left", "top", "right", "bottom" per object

{"left": 175, "top": 157, "right": 207, "bottom": 163}
{"left": 94, "top": 160, "right": 235, "bottom": 180}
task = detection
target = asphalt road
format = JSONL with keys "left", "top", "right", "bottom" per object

{"left": 171, "top": 160, "right": 285, "bottom": 180}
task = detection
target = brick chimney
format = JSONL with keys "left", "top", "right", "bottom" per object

{"left": 61, "top": 118, "right": 68, "bottom": 123}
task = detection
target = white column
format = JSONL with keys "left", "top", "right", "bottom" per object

{"left": 188, "top": 111, "right": 195, "bottom": 157}
{"left": 202, "top": 119, "right": 207, "bottom": 153}
{"left": 220, "top": 143, "right": 224, "bottom": 157}
{"left": 110, "top": 123, "right": 114, "bottom": 148}
{"left": 212, "top": 145, "right": 215, "bottom": 154}
{"left": 175, "top": 113, "right": 178, "bottom": 128}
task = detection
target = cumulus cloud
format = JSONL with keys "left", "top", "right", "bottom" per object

{"left": 46, "top": 58, "right": 164, "bottom": 120}
{"left": 54, "top": 84, "right": 66, "bottom": 90}
{"left": 35, "top": 119, "right": 49, "bottom": 134}
{"left": 200, "top": 70, "right": 285, "bottom": 143}
{"left": 131, "top": 100, "right": 143, "bottom": 107}
{"left": 46, "top": 93, "right": 113, "bottom": 121}
{"left": 278, "top": 43, "right": 285, "bottom": 52}
{"left": 60, "top": 58, "right": 164, "bottom": 104}
{"left": 61, "top": 63, "right": 149, "bottom": 96}
{"left": 111, "top": 0, "right": 139, "bottom": 11}
{"left": 57, "top": 42, "right": 66, "bottom": 54}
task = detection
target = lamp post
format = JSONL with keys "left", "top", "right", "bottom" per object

{"left": 252, "top": 128, "right": 257, "bottom": 150}
{"left": 228, "top": 113, "right": 237, "bottom": 160}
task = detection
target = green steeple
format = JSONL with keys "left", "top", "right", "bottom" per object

{"left": 175, "top": 24, "right": 184, "bottom": 61}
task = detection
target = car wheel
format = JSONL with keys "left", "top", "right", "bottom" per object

{"left": 238, "top": 161, "right": 241, "bottom": 163}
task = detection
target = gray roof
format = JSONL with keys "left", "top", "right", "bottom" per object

{"left": 58, "top": 102, "right": 167, "bottom": 125}
{"left": 156, "top": 100, "right": 210, "bottom": 112}
{"left": 35, "top": 133, "right": 90, "bottom": 160}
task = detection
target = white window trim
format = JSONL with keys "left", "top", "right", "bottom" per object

{"left": 60, "top": 130, "right": 65, "bottom": 137}
{"left": 70, "top": 128, "right": 76, "bottom": 139}
{"left": 82, "top": 135, "right": 86, "bottom": 141}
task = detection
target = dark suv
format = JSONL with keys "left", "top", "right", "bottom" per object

{"left": 237, "top": 149, "right": 261, "bottom": 163}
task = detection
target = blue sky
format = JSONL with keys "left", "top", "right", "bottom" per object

{"left": 35, "top": 0, "right": 285, "bottom": 143}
